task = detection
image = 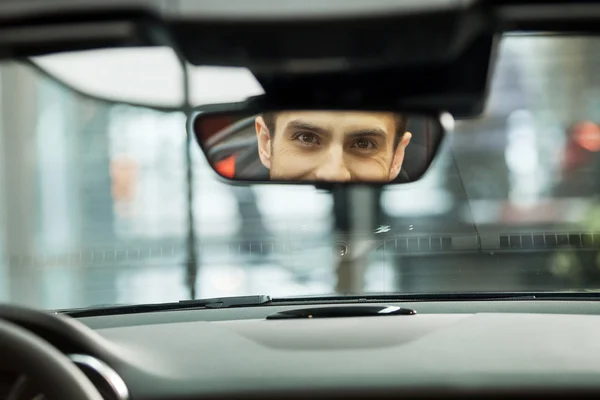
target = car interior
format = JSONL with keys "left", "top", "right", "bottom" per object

{"left": 2, "top": 1, "right": 600, "bottom": 399}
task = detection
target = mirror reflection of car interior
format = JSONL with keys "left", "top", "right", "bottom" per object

{"left": 253, "top": 111, "right": 412, "bottom": 182}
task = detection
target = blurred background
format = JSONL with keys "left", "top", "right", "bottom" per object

{"left": 1, "top": 34, "right": 600, "bottom": 309}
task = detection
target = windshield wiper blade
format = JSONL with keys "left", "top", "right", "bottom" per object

{"left": 178, "top": 295, "right": 272, "bottom": 308}
{"left": 57, "top": 291, "right": 600, "bottom": 318}
{"left": 269, "top": 292, "right": 539, "bottom": 304}
{"left": 270, "top": 291, "right": 600, "bottom": 304}
{"left": 56, "top": 295, "right": 272, "bottom": 318}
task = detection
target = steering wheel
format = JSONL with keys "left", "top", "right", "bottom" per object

{"left": 0, "top": 307, "right": 105, "bottom": 400}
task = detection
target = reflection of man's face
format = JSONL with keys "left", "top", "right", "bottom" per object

{"left": 255, "top": 111, "right": 411, "bottom": 182}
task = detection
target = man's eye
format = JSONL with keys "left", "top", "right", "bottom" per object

{"left": 294, "top": 132, "right": 320, "bottom": 145}
{"left": 352, "top": 138, "right": 376, "bottom": 149}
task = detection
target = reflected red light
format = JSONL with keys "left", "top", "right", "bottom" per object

{"left": 215, "top": 155, "right": 236, "bottom": 178}
{"left": 573, "top": 121, "right": 600, "bottom": 152}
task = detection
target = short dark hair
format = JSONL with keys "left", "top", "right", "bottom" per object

{"left": 262, "top": 111, "right": 408, "bottom": 148}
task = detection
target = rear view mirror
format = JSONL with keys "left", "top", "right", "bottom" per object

{"left": 190, "top": 107, "right": 450, "bottom": 185}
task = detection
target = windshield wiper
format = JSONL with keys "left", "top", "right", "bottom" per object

{"left": 56, "top": 295, "right": 272, "bottom": 318}
{"left": 270, "top": 291, "right": 600, "bottom": 304}
{"left": 57, "top": 291, "right": 600, "bottom": 318}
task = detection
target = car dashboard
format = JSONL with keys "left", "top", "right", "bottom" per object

{"left": 4, "top": 300, "right": 600, "bottom": 399}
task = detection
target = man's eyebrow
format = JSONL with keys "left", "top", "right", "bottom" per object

{"left": 345, "top": 128, "right": 388, "bottom": 140}
{"left": 284, "top": 120, "right": 331, "bottom": 135}
{"left": 284, "top": 121, "right": 389, "bottom": 140}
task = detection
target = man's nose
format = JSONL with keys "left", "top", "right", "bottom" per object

{"left": 314, "top": 147, "right": 351, "bottom": 182}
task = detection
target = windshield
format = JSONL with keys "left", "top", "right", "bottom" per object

{"left": 1, "top": 34, "right": 600, "bottom": 309}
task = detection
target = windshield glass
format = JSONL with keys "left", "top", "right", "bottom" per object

{"left": 1, "top": 34, "right": 600, "bottom": 309}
